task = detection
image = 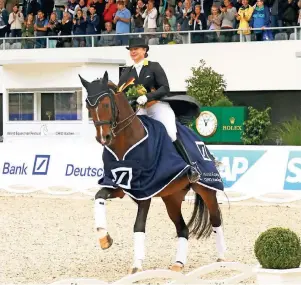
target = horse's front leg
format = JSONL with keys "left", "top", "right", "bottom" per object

{"left": 129, "top": 198, "right": 151, "bottom": 274}
{"left": 94, "top": 187, "right": 124, "bottom": 250}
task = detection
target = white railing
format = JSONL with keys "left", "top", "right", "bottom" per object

{"left": 2, "top": 184, "right": 301, "bottom": 204}
{"left": 49, "top": 262, "right": 255, "bottom": 285}
{"left": 0, "top": 26, "right": 300, "bottom": 49}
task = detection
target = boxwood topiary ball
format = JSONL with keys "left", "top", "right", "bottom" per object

{"left": 254, "top": 227, "right": 301, "bottom": 269}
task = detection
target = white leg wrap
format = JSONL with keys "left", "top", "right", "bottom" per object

{"left": 175, "top": 237, "right": 188, "bottom": 265}
{"left": 133, "top": 232, "right": 145, "bottom": 269}
{"left": 213, "top": 226, "right": 226, "bottom": 259}
{"left": 94, "top": 198, "right": 107, "bottom": 238}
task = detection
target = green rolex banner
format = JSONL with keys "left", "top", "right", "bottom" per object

{"left": 192, "top": 107, "right": 247, "bottom": 144}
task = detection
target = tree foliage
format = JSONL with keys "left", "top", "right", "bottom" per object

{"left": 186, "top": 59, "right": 227, "bottom": 106}
{"left": 242, "top": 107, "right": 272, "bottom": 145}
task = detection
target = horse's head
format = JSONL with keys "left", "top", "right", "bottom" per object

{"left": 79, "top": 71, "right": 137, "bottom": 147}
{"left": 79, "top": 71, "right": 118, "bottom": 146}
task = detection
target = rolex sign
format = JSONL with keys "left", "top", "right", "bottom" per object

{"left": 194, "top": 107, "right": 247, "bottom": 144}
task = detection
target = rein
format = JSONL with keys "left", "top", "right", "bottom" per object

{"left": 88, "top": 89, "right": 140, "bottom": 137}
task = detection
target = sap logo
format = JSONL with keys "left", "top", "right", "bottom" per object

{"left": 2, "top": 162, "right": 28, "bottom": 175}
{"left": 65, "top": 164, "right": 104, "bottom": 177}
{"left": 284, "top": 151, "right": 301, "bottom": 190}
{"left": 32, "top": 155, "right": 51, "bottom": 175}
{"left": 210, "top": 150, "right": 266, "bottom": 188}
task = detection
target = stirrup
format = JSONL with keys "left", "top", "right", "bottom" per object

{"left": 187, "top": 163, "right": 201, "bottom": 183}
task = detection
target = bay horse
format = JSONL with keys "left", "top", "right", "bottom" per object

{"left": 79, "top": 71, "right": 227, "bottom": 274}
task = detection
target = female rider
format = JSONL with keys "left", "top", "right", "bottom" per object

{"left": 118, "top": 37, "right": 200, "bottom": 183}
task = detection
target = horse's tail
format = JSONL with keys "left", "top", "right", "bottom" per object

{"left": 187, "top": 193, "right": 213, "bottom": 239}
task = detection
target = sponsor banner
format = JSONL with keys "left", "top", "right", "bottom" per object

{"left": 0, "top": 142, "right": 104, "bottom": 190}
{"left": 0, "top": 143, "right": 300, "bottom": 193}
{"left": 209, "top": 145, "right": 301, "bottom": 193}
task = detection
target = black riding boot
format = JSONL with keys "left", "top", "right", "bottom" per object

{"left": 173, "top": 138, "right": 201, "bottom": 183}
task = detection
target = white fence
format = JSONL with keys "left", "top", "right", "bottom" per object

{"left": 0, "top": 143, "right": 300, "bottom": 202}
{"left": 48, "top": 262, "right": 255, "bottom": 285}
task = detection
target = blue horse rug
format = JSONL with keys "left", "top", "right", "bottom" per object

{"left": 98, "top": 115, "right": 224, "bottom": 200}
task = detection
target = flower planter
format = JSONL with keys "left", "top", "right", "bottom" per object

{"left": 254, "top": 265, "right": 301, "bottom": 284}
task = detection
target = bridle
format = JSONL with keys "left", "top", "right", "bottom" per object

{"left": 86, "top": 88, "right": 140, "bottom": 138}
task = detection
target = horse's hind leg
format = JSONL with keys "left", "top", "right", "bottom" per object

{"left": 162, "top": 190, "right": 189, "bottom": 272}
{"left": 190, "top": 184, "right": 227, "bottom": 261}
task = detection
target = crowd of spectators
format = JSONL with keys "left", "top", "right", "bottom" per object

{"left": 0, "top": 0, "right": 301, "bottom": 48}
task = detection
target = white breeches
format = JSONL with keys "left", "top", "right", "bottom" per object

{"left": 137, "top": 101, "right": 177, "bottom": 142}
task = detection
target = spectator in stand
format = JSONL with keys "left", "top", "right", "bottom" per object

{"left": 181, "top": 0, "right": 193, "bottom": 30}
{"left": 21, "top": 13, "right": 35, "bottom": 48}
{"left": 65, "top": 0, "right": 77, "bottom": 19}
{"left": 47, "top": 12, "right": 60, "bottom": 47}
{"left": 90, "top": 0, "right": 105, "bottom": 31}
{"left": 193, "top": 0, "right": 212, "bottom": 20}
{"left": 22, "top": 0, "right": 41, "bottom": 18}
{"left": 188, "top": 4, "right": 207, "bottom": 42}
{"left": 298, "top": 0, "right": 301, "bottom": 25}
{"left": 159, "top": 21, "right": 174, "bottom": 43}
{"left": 34, "top": 10, "right": 48, "bottom": 48}
{"left": 173, "top": 22, "right": 184, "bottom": 42}
{"left": 114, "top": 0, "right": 131, "bottom": 45}
{"left": 142, "top": 0, "right": 157, "bottom": 39}
{"left": 86, "top": 5, "right": 99, "bottom": 46}
{"left": 236, "top": 0, "right": 253, "bottom": 41}
{"left": 219, "top": 0, "right": 237, "bottom": 42}
{"left": 8, "top": 4, "right": 24, "bottom": 37}
{"left": 54, "top": 0, "right": 68, "bottom": 20}
{"left": 133, "top": 0, "right": 146, "bottom": 33}
{"left": 207, "top": 4, "right": 221, "bottom": 42}
{"left": 75, "top": 0, "right": 88, "bottom": 18}
{"left": 164, "top": 7, "right": 176, "bottom": 30}
{"left": 175, "top": 0, "right": 183, "bottom": 24}
{"left": 73, "top": 8, "right": 86, "bottom": 46}
{"left": 0, "top": 1, "right": 9, "bottom": 38}
{"left": 98, "top": 21, "right": 116, "bottom": 45}
{"left": 42, "top": 0, "right": 55, "bottom": 19}
{"left": 124, "top": 0, "right": 134, "bottom": 14}
{"left": 103, "top": 0, "right": 117, "bottom": 26}
{"left": 6, "top": 0, "right": 18, "bottom": 13}
{"left": 58, "top": 11, "right": 73, "bottom": 47}
{"left": 269, "top": 0, "right": 285, "bottom": 29}
{"left": 250, "top": 0, "right": 270, "bottom": 41}
{"left": 282, "top": 0, "right": 298, "bottom": 26}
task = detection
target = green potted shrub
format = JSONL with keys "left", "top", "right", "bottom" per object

{"left": 254, "top": 227, "right": 301, "bottom": 284}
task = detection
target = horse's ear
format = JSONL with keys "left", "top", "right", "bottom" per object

{"left": 102, "top": 71, "right": 109, "bottom": 84}
{"left": 78, "top": 74, "right": 90, "bottom": 89}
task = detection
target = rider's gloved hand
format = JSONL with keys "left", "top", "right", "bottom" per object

{"left": 136, "top": 95, "right": 148, "bottom": 106}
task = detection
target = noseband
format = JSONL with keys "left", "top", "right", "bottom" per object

{"left": 86, "top": 89, "right": 139, "bottom": 137}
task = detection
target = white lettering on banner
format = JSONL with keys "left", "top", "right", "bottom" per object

{"left": 219, "top": 157, "right": 248, "bottom": 182}
{"left": 65, "top": 164, "right": 103, "bottom": 177}
{"left": 286, "top": 158, "right": 301, "bottom": 183}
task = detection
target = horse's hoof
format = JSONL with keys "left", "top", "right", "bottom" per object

{"left": 217, "top": 258, "right": 226, "bottom": 262}
{"left": 129, "top": 267, "right": 142, "bottom": 274}
{"left": 99, "top": 234, "right": 113, "bottom": 250}
{"left": 170, "top": 262, "right": 184, "bottom": 272}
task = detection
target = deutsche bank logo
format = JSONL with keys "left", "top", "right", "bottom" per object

{"left": 111, "top": 167, "right": 133, "bottom": 189}
{"left": 32, "top": 155, "right": 50, "bottom": 175}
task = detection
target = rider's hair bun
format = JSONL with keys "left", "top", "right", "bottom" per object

{"left": 145, "top": 52, "right": 148, "bottom": 58}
